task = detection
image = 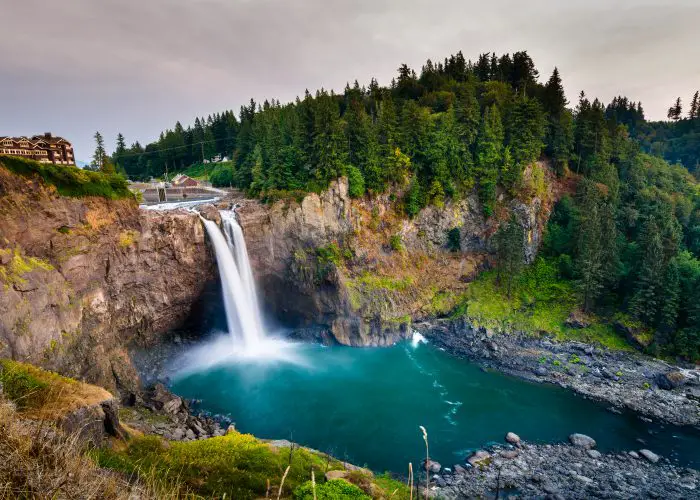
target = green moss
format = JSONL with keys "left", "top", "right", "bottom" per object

{"left": 0, "top": 359, "right": 50, "bottom": 410}
{"left": 0, "top": 247, "right": 54, "bottom": 288}
{"left": 451, "top": 258, "right": 632, "bottom": 351}
{"left": 0, "top": 155, "right": 132, "bottom": 199}
{"left": 428, "top": 289, "right": 456, "bottom": 317}
{"left": 569, "top": 354, "right": 581, "bottom": 364}
{"left": 118, "top": 230, "right": 139, "bottom": 248}
{"left": 294, "top": 479, "right": 370, "bottom": 499}
{"left": 316, "top": 243, "right": 344, "bottom": 266}
{"left": 94, "top": 433, "right": 344, "bottom": 500}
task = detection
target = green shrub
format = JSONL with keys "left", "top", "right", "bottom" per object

{"left": 347, "top": 165, "right": 365, "bottom": 198}
{"left": 294, "top": 479, "right": 370, "bottom": 500}
{"left": 316, "top": 243, "right": 343, "bottom": 266}
{"left": 389, "top": 234, "right": 404, "bottom": 252}
{"left": 0, "top": 155, "right": 131, "bottom": 199}
{"left": 209, "top": 163, "right": 235, "bottom": 187}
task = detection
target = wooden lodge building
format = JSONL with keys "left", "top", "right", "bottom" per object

{"left": 0, "top": 133, "right": 75, "bottom": 165}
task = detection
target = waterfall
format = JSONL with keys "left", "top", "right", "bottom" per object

{"left": 200, "top": 214, "right": 265, "bottom": 347}
{"left": 220, "top": 210, "right": 263, "bottom": 332}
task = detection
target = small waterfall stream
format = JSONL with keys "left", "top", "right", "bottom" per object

{"left": 200, "top": 211, "right": 265, "bottom": 347}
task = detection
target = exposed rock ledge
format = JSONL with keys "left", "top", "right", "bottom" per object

{"left": 0, "top": 166, "right": 215, "bottom": 395}
{"left": 430, "top": 437, "right": 699, "bottom": 499}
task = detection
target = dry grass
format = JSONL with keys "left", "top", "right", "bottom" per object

{"left": 0, "top": 359, "right": 112, "bottom": 420}
{"left": 0, "top": 397, "right": 179, "bottom": 500}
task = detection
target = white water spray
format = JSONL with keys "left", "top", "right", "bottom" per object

{"left": 200, "top": 215, "right": 264, "bottom": 347}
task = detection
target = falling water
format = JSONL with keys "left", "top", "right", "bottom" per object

{"left": 200, "top": 215, "right": 264, "bottom": 346}
{"left": 220, "top": 210, "right": 264, "bottom": 332}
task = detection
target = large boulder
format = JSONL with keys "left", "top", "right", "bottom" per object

{"left": 656, "top": 371, "right": 687, "bottom": 390}
{"left": 639, "top": 449, "right": 660, "bottom": 463}
{"left": 421, "top": 458, "right": 442, "bottom": 474}
{"left": 569, "top": 433, "right": 597, "bottom": 449}
{"left": 467, "top": 450, "right": 492, "bottom": 467}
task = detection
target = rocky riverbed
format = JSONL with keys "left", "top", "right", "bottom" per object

{"left": 419, "top": 318, "right": 700, "bottom": 427}
{"left": 428, "top": 432, "right": 699, "bottom": 499}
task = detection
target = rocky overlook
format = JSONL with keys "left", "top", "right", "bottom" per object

{"left": 0, "top": 165, "right": 214, "bottom": 395}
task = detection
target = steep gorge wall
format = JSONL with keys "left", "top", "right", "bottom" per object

{"left": 237, "top": 162, "right": 557, "bottom": 345}
{"left": 0, "top": 166, "right": 215, "bottom": 395}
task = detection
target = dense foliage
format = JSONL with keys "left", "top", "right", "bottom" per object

{"left": 541, "top": 152, "right": 700, "bottom": 361}
{"left": 0, "top": 155, "right": 131, "bottom": 199}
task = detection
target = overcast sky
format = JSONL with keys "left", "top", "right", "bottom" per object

{"left": 1, "top": 0, "right": 698, "bottom": 162}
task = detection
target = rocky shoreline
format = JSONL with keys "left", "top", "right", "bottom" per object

{"left": 418, "top": 318, "right": 700, "bottom": 427}
{"left": 428, "top": 431, "right": 699, "bottom": 499}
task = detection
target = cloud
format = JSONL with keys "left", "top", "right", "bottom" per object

{"left": 1, "top": 0, "right": 698, "bottom": 160}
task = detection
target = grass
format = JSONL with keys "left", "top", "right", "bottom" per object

{"left": 94, "top": 432, "right": 348, "bottom": 500}
{"left": 0, "top": 359, "right": 111, "bottom": 418}
{"left": 0, "top": 247, "right": 54, "bottom": 289}
{"left": 452, "top": 258, "right": 632, "bottom": 350}
{"left": 0, "top": 155, "right": 132, "bottom": 199}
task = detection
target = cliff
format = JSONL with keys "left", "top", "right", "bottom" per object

{"left": 0, "top": 165, "right": 214, "bottom": 395}
{"left": 237, "top": 161, "right": 558, "bottom": 345}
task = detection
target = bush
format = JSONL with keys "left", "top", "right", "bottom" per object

{"left": 347, "top": 165, "right": 365, "bottom": 198}
{"left": 389, "top": 234, "right": 404, "bottom": 252}
{"left": 294, "top": 479, "right": 370, "bottom": 500}
{"left": 0, "top": 155, "right": 131, "bottom": 199}
{"left": 209, "top": 163, "right": 235, "bottom": 187}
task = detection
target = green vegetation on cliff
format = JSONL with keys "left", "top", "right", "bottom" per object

{"left": 0, "top": 155, "right": 132, "bottom": 199}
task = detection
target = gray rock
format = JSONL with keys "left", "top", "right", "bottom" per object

{"left": 500, "top": 449, "right": 519, "bottom": 459}
{"left": 505, "top": 431, "right": 521, "bottom": 446}
{"left": 467, "top": 450, "right": 491, "bottom": 467}
{"left": 656, "top": 371, "right": 687, "bottom": 390}
{"left": 586, "top": 449, "right": 602, "bottom": 459}
{"left": 185, "top": 429, "right": 195, "bottom": 440}
{"left": 535, "top": 366, "right": 548, "bottom": 377}
{"left": 569, "top": 433, "right": 597, "bottom": 449}
{"left": 453, "top": 464, "right": 467, "bottom": 476}
{"left": 629, "top": 451, "right": 640, "bottom": 459}
{"left": 422, "top": 459, "right": 442, "bottom": 474}
{"left": 639, "top": 449, "right": 660, "bottom": 463}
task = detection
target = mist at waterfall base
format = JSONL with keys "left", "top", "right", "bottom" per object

{"left": 170, "top": 211, "right": 700, "bottom": 474}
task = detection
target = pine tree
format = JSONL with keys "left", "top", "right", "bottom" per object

{"left": 630, "top": 218, "right": 665, "bottom": 324}
{"left": 113, "top": 133, "right": 127, "bottom": 172}
{"left": 506, "top": 95, "right": 545, "bottom": 179}
{"left": 659, "top": 258, "right": 680, "bottom": 333}
{"left": 575, "top": 179, "right": 604, "bottom": 311}
{"left": 690, "top": 91, "right": 699, "bottom": 119}
{"left": 311, "top": 90, "right": 346, "bottom": 185}
{"left": 494, "top": 214, "right": 525, "bottom": 297}
{"left": 91, "top": 131, "right": 106, "bottom": 171}
{"left": 474, "top": 105, "right": 504, "bottom": 216}
{"left": 667, "top": 97, "right": 682, "bottom": 121}
{"left": 249, "top": 144, "right": 265, "bottom": 195}
{"left": 543, "top": 68, "right": 573, "bottom": 173}
{"left": 345, "top": 97, "right": 381, "bottom": 191}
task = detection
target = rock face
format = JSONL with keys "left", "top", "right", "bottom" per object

{"left": 0, "top": 166, "right": 214, "bottom": 394}
{"left": 236, "top": 164, "right": 553, "bottom": 346}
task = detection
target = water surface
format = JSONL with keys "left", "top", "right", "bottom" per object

{"left": 170, "top": 336, "right": 700, "bottom": 472}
